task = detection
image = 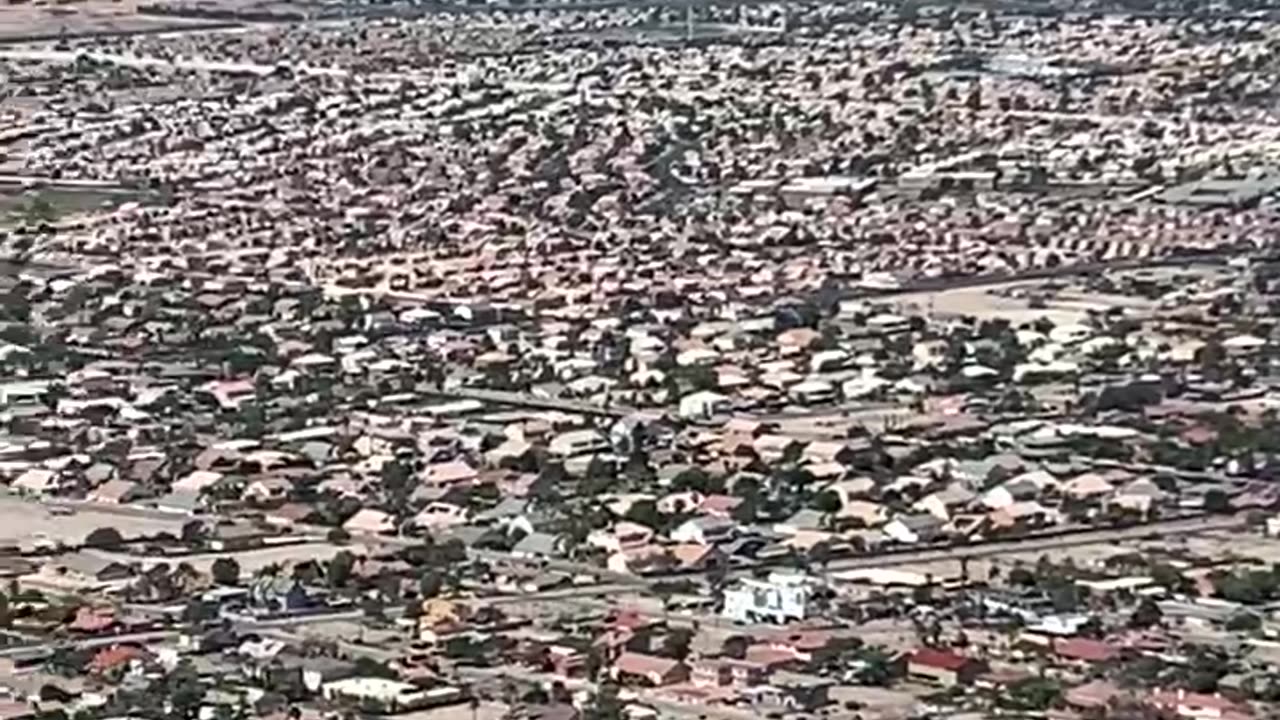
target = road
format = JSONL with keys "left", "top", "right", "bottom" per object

{"left": 808, "top": 513, "right": 1245, "bottom": 579}
{"left": 460, "top": 665, "right": 761, "bottom": 720}
{"left": 0, "top": 630, "right": 178, "bottom": 659}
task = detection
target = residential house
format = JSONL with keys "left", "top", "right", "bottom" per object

{"left": 743, "top": 672, "right": 832, "bottom": 711}
{"left": 422, "top": 461, "right": 478, "bottom": 488}
{"left": 588, "top": 522, "right": 654, "bottom": 554}
{"left": 86, "top": 479, "right": 142, "bottom": 505}
{"left": 883, "top": 514, "right": 947, "bottom": 544}
{"left": 343, "top": 508, "right": 396, "bottom": 536}
{"left": 691, "top": 658, "right": 768, "bottom": 688}
{"left": 549, "top": 430, "right": 609, "bottom": 457}
{"left": 906, "top": 649, "right": 986, "bottom": 687}
{"left": 670, "top": 516, "right": 736, "bottom": 546}
{"left": 27, "top": 553, "right": 136, "bottom": 592}
{"left": 612, "top": 652, "right": 689, "bottom": 687}
{"left": 512, "top": 532, "right": 563, "bottom": 560}
{"left": 1148, "top": 689, "right": 1253, "bottom": 720}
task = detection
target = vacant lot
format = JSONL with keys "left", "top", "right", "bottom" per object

{"left": 0, "top": 188, "right": 141, "bottom": 226}
{"left": 0, "top": 493, "right": 185, "bottom": 545}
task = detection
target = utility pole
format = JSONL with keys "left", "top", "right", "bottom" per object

{"left": 686, "top": 5, "right": 693, "bottom": 43}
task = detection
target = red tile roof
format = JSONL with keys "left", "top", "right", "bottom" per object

{"left": 614, "top": 652, "right": 682, "bottom": 678}
{"left": 1054, "top": 637, "right": 1119, "bottom": 663}
{"left": 908, "top": 648, "right": 972, "bottom": 671}
{"left": 1149, "top": 690, "right": 1249, "bottom": 715}
{"left": 89, "top": 645, "right": 147, "bottom": 673}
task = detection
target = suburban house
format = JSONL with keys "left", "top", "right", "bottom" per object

{"left": 611, "top": 652, "right": 689, "bottom": 687}
{"left": 906, "top": 649, "right": 986, "bottom": 687}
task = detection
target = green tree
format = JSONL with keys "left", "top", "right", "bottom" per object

{"left": 84, "top": 527, "right": 124, "bottom": 549}
{"left": 662, "top": 627, "right": 694, "bottom": 660}
{"left": 419, "top": 571, "right": 444, "bottom": 599}
{"left": 584, "top": 682, "right": 625, "bottom": 720}
{"left": 625, "top": 499, "right": 662, "bottom": 529}
{"left": 1204, "top": 489, "right": 1231, "bottom": 514}
{"left": 1226, "top": 612, "right": 1262, "bottom": 632}
{"left": 210, "top": 557, "right": 240, "bottom": 586}
{"left": 1004, "top": 677, "right": 1062, "bottom": 710}
{"left": 328, "top": 550, "right": 356, "bottom": 588}
{"left": 1130, "top": 597, "right": 1163, "bottom": 628}
{"left": 812, "top": 490, "right": 842, "bottom": 514}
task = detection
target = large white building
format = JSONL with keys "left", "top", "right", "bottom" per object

{"left": 722, "top": 573, "right": 812, "bottom": 624}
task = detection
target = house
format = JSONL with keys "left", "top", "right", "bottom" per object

{"left": 27, "top": 553, "right": 136, "bottom": 592}
{"left": 243, "top": 478, "right": 293, "bottom": 504}
{"left": 588, "top": 522, "right": 653, "bottom": 553}
{"left": 670, "top": 516, "right": 736, "bottom": 545}
{"left": 913, "top": 483, "right": 975, "bottom": 520}
{"left": 265, "top": 655, "right": 358, "bottom": 694}
{"left": 804, "top": 441, "right": 862, "bottom": 466}
{"left": 723, "top": 574, "right": 811, "bottom": 624}
{"left": 322, "top": 677, "right": 462, "bottom": 712}
{"left": 343, "top": 508, "right": 396, "bottom": 536}
{"left": 549, "top": 429, "right": 609, "bottom": 457}
{"left": 764, "top": 630, "right": 850, "bottom": 663}
{"left": 836, "top": 500, "right": 888, "bottom": 528}
{"left": 679, "top": 390, "right": 730, "bottom": 420}
{"left": 89, "top": 644, "right": 150, "bottom": 675}
{"left": 1065, "top": 679, "right": 1124, "bottom": 710}
{"left": 68, "top": 606, "right": 117, "bottom": 634}
{"left": 668, "top": 543, "right": 726, "bottom": 571}
{"left": 412, "top": 502, "right": 469, "bottom": 530}
{"left": 422, "top": 461, "right": 478, "bottom": 487}
{"left": 883, "top": 514, "right": 946, "bottom": 544}
{"left": 1063, "top": 472, "right": 1114, "bottom": 500}
{"left": 512, "top": 532, "right": 562, "bottom": 560}
{"left": 545, "top": 645, "right": 587, "bottom": 678}
{"left": 788, "top": 379, "right": 837, "bottom": 405}
{"left": 12, "top": 469, "right": 59, "bottom": 496}
{"left": 744, "top": 672, "right": 832, "bottom": 710}
{"left": 699, "top": 494, "right": 743, "bottom": 517}
{"left": 691, "top": 658, "right": 767, "bottom": 688}
{"left": 656, "top": 490, "right": 704, "bottom": 515}
{"left": 989, "top": 501, "right": 1059, "bottom": 532}
{"left": 1148, "top": 689, "right": 1252, "bottom": 720}
{"left": 1052, "top": 637, "right": 1120, "bottom": 665}
{"left": 823, "top": 477, "right": 876, "bottom": 505}
{"left": 612, "top": 652, "right": 689, "bottom": 687}
{"left": 752, "top": 435, "right": 801, "bottom": 464}
{"left": 86, "top": 479, "right": 141, "bottom": 505}
{"left": 906, "top": 649, "right": 986, "bottom": 686}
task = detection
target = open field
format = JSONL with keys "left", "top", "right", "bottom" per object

{"left": 0, "top": 188, "right": 144, "bottom": 227}
{"left": 0, "top": 493, "right": 185, "bottom": 544}
{"left": 0, "top": 1, "right": 223, "bottom": 42}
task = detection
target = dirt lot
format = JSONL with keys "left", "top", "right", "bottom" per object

{"left": 0, "top": 188, "right": 143, "bottom": 226}
{"left": 85, "top": 539, "right": 374, "bottom": 574}
{"left": 0, "top": 493, "right": 184, "bottom": 544}
{"left": 0, "top": 1, "right": 219, "bottom": 42}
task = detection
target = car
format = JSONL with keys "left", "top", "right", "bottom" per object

{"left": 48, "top": 505, "right": 76, "bottom": 516}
